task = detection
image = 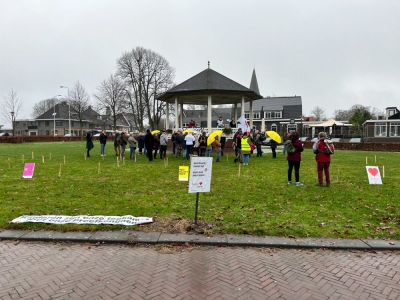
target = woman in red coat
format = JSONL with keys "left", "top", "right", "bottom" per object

{"left": 313, "top": 132, "right": 334, "bottom": 187}
{"left": 286, "top": 131, "right": 304, "bottom": 186}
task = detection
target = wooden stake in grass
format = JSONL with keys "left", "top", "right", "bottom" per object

{"left": 382, "top": 164, "right": 385, "bottom": 178}
{"left": 8, "top": 158, "right": 11, "bottom": 169}
{"left": 32, "top": 151, "right": 34, "bottom": 159}
{"left": 98, "top": 161, "right": 101, "bottom": 174}
{"left": 337, "top": 166, "right": 340, "bottom": 182}
{"left": 84, "top": 152, "right": 87, "bottom": 160}
{"left": 117, "top": 157, "right": 120, "bottom": 168}
{"left": 42, "top": 155, "right": 44, "bottom": 163}
{"left": 134, "top": 155, "right": 136, "bottom": 163}
{"left": 122, "top": 157, "right": 125, "bottom": 165}
{"left": 164, "top": 157, "right": 167, "bottom": 167}
{"left": 375, "top": 155, "right": 376, "bottom": 163}
{"left": 58, "top": 163, "right": 62, "bottom": 177}
{"left": 49, "top": 152, "right": 52, "bottom": 160}
{"left": 22, "top": 154, "right": 24, "bottom": 164}
{"left": 227, "top": 153, "right": 228, "bottom": 161}
{"left": 366, "top": 156, "right": 368, "bottom": 164}
{"left": 64, "top": 155, "right": 66, "bottom": 164}
{"left": 238, "top": 163, "right": 241, "bottom": 177}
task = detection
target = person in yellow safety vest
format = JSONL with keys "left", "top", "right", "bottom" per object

{"left": 241, "top": 132, "right": 252, "bottom": 165}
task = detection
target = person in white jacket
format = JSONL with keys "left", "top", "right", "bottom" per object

{"left": 159, "top": 130, "right": 169, "bottom": 160}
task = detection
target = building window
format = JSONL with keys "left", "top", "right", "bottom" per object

{"left": 244, "top": 113, "right": 250, "bottom": 119}
{"left": 264, "top": 111, "right": 282, "bottom": 119}
{"left": 389, "top": 109, "right": 396, "bottom": 116}
{"left": 375, "top": 123, "right": 387, "bottom": 137}
{"left": 16, "top": 122, "right": 19, "bottom": 127}
{"left": 253, "top": 112, "right": 260, "bottom": 119}
{"left": 271, "top": 123, "right": 277, "bottom": 132}
{"left": 45, "top": 121, "right": 49, "bottom": 127}
{"left": 46, "top": 130, "right": 50, "bottom": 135}
{"left": 390, "top": 122, "right": 400, "bottom": 137}
{"left": 56, "top": 121, "right": 62, "bottom": 126}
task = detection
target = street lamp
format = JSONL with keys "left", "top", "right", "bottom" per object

{"left": 52, "top": 112, "right": 57, "bottom": 136}
{"left": 10, "top": 111, "right": 14, "bottom": 136}
{"left": 52, "top": 95, "right": 61, "bottom": 136}
{"left": 60, "top": 86, "right": 70, "bottom": 135}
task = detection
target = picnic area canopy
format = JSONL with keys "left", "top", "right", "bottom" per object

{"left": 308, "top": 118, "right": 347, "bottom": 127}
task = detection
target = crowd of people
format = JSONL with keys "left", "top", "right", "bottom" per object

{"left": 85, "top": 126, "right": 334, "bottom": 188}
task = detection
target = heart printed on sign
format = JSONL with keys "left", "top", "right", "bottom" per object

{"left": 199, "top": 182, "right": 202, "bottom": 185}
{"left": 368, "top": 168, "right": 378, "bottom": 177}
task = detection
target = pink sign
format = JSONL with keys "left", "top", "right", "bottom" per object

{"left": 23, "top": 163, "right": 35, "bottom": 178}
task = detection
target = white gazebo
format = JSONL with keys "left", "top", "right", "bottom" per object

{"left": 157, "top": 63, "right": 262, "bottom": 133}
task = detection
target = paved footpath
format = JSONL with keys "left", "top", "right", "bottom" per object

{"left": 1, "top": 241, "right": 400, "bottom": 300}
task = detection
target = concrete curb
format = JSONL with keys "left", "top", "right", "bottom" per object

{"left": 1, "top": 229, "right": 399, "bottom": 250}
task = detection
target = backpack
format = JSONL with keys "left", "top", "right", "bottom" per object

{"left": 285, "top": 140, "right": 296, "bottom": 154}
{"left": 199, "top": 136, "right": 207, "bottom": 147}
{"left": 313, "top": 140, "right": 334, "bottom": 155}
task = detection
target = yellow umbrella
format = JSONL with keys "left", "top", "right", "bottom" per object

{"left": 151, "top": 130, "right": 160, "bottom": 135}
{"left": 182, "top": 129, "right": 194, "bottom": 134}
{"left": 207, "top": 130, "right": 223, "bottom": 145}
{"left": 266, "top": 130, "right": 282, "bottom": 143}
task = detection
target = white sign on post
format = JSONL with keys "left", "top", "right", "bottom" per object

{"left": 188, "top": 157, "right": 213, "bottom": 193}
{"left": 366, "top": 166, "right": 382, "bottom": 184}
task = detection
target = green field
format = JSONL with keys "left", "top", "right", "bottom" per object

{"left": 1, "top": 142, "right": 399, "bottom": 239}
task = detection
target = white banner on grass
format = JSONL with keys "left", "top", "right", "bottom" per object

{"left": 11, "top": 215, "right": 153, "bottom": 226}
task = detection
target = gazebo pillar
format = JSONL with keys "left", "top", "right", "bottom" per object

{"left": 249, "top": 100, "right": 253, "bottom": 129}
{"left": 207, "top": 95, "right": 212, "bottom": 133}
{"left": 234, "top": 103, "right": 238, "bottom": 122}
{"left": 241, "top": 96, "right": 245, "bottom": 116}
{"left": 180, "top": 103, "right": 184, "bottom": 129}
{"left": 166, "top": 101, "right": 170, "bottom": 130}
{"left": 174, "top": 97, "right": 179, "bottom": 131}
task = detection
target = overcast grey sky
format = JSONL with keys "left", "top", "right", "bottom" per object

{"left": 1, "top": 0, "right": 399, "bottom": 127}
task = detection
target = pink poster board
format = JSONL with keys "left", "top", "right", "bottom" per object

{"left": 23, "top": 163, "right": 35, "bottom": 178}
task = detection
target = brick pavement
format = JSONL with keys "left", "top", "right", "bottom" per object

{"left": 1, "top": 241, "right": 400, "bottom": 300}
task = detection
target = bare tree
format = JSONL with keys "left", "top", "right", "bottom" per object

{"left": 334, "top": 104, "right": 383, "bottom": 121}
{"left": 1, "top": 89, "right": 23, "bottom": 135}
{"left": 32, "top": 98, "right": 63, "bottom": 118}
{"left": 116, "top": 47, "right": 175, "bottom": 131}
{"left": 69, "top": 81, "right": 91, "bottom": 137}
{"left": 310, "top": 106, "right": 326, "bottom": 121}
{"left": 93, "top": 74, "right": 126, "bottom": 130}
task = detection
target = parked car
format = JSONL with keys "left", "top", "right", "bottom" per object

{"left": 349, "top": 138, "right": 362, "bottom": 143}
{"left": 83, "top": 130, "right": 101, "bottom": 136}
{"left": 0, "top": 132, "right": 12, "bottom": 137}
{"left": 311, "top": 137, "right": 318, "bottom": 143}
{"left": 299, "top": 137, "right": 311, "bottom": 141}
{"left": 64, "top": 133, "right": 76, "bottom": 137}
{"left": 330, "top": 138, "right": 343, "bottom": 142}
{"left": 262, "top": 137, "right": 272, "bottom": 146}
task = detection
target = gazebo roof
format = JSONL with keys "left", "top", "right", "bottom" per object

{"left": 158, "top": 67, "right": 263, "bottom": 105}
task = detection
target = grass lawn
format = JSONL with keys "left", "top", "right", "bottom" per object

{"left": 0, "top": 141, "right": 399, "bottom": 239}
